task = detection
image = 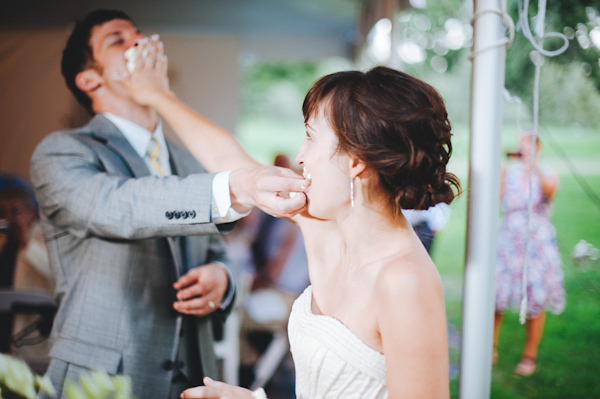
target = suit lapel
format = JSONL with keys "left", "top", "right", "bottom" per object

{"left": 89, "top": 115, "right": 191, "bottom": 366}
{"left": 90, "top": 114, "right": 151, "bottom": 178}
{"left": 167, "top": 140, "right": 201, "bottom": 178}
{"left": 90, "top": 115, "right": 185, "bottom": 276}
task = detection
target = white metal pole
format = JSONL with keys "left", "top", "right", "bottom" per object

{"left": 384, "top": 0, "right": 400, "bottom": 69}
{"left": 459, "top": 0, "right": 507, "bottom": 398}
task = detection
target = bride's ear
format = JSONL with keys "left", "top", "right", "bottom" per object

{"left": 349, "top": 157, "right": 366, "bottom": 179}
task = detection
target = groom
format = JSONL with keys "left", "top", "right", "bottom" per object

{"left": 30, "top": 9, "right": 308, "bottom": 399}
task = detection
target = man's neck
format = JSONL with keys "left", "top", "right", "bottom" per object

{"left": 94, "top": 101, "right": 158, "bottom": 132}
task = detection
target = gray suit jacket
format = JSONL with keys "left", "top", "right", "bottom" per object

{"left": 30, "top": 114, "right": 233, "bottom": 399}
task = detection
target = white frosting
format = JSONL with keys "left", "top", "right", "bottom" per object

{"left": 124, "top": 41, "right": 149, "bottom": 73}
{"left": 303, "top": 166, "right": 312, "bottom": 181}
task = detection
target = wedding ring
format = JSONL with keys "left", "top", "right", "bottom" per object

{"left": 208, "top": 301, "right": 215, "bottom": 310}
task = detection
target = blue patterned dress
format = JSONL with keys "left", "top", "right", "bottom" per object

{"left": 495, "top": 162, "right": 565, "bottom": 317}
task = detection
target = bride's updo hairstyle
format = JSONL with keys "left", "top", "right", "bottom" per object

{"left": 302, "top": 66, "right": 460, "bottom": 213}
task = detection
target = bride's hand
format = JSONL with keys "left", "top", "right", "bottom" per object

{"left": 181, "top": 377, "right": 255, "bottom": 399}
{"left": 120, "top": 35, "right": 172, "bottom": 106}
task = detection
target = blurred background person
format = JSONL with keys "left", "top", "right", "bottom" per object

{"left": 493, "top": 131, "right": 565, "bottom": 376}
{"left": 0, "top": 174, "right": 53, "bottom": 363}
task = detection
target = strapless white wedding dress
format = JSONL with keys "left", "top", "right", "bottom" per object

{"left": 288, "top": 286, "right": 388, "bottom": 399}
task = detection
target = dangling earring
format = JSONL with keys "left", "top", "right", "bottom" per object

{"left": 350, "top": 177, "right": 355, "bottom": 208}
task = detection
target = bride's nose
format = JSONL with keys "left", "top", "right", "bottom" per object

{"left": 294, "top": 142, "right": 306, "bottom": 166}
{"left": 294, "top": 150, "right": 304, "bottom": 166}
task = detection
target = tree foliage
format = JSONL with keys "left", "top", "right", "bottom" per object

{"left": 505, "top": 1, "right": 600, "bottom": 105}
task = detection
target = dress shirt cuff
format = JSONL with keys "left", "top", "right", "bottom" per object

{"left": 213, "top": 261, "right": 235, "bottom": 310}
{"left": 212, "top": 170, "right": 251, "bottom": 224}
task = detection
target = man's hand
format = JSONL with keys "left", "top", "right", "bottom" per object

{"left": 229, "top": 166, "right": 310, "bottom": 218}
{"left": 173, "top": 263, "right": 228, "bottom": 316}
{"left": 181, "top": 377, "right": 254, "bottom": 399}
{"left": 119, "top": 35, "right": 172, "bottom": 107}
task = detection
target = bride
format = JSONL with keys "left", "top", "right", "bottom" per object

{"left": 123, "top": 38, "right": 460, "bottom": 399}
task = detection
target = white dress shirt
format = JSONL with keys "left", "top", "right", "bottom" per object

{"left": 103, "top": 112, "right": 248, "bottom": 224}
{"left": 103, "top": 112, "right": 237, "bottom": 309}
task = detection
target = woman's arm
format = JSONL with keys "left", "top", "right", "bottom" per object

{"left": 534, "top": 165, "right": 559, "bottom": 200}
{"left": 121, "top": 39, "right": 258, "bottom": 172}
{"left": 121, "top": 40, "right": 310, "bottom": 218}
{"left": 147, "top": 92, "right": 259, "bottom": 172}
{"left": 376, "top": 259, "right": 450, "bottom": 399}
{"left": 499, "top": 165, "right": 506, "bottom": 199}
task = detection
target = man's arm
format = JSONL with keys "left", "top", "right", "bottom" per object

{"left": 31, "top": 131, "right": 221, "bottom": 240}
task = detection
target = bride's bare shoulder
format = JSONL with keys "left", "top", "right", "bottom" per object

{"left": 375, "top": 250, "right": 443, "bottom": 304}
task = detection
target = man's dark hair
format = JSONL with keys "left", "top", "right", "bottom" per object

{"left": 61, "top": 9, "right": 135, "bottom": 114}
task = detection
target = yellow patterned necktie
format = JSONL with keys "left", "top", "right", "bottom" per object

{"left": 146, "top": 137, "right": 167, "bottom": 176}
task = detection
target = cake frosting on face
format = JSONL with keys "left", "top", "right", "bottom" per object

{"left": 124, "top": 39, "right": 149, "bottom": 73}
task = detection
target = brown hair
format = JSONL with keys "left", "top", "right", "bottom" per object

{"left": 61, "top": 10, "right": 135, "bottom": 114}
{"left": 302, "top": 66, "right": 460, "bottom": 213}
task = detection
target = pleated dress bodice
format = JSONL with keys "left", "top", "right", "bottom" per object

{"left": 288, "top": 286, "right": 388, "bottom": 399}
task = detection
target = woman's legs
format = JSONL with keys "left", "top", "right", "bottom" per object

{"left": 515, "top": 312, "right": 546, "bottom": 375}
{"left": 523, "top": 312, "right": 546, "bottom": 359}
{"left": 492, "top": 312, "right": 504, "bottom": 364}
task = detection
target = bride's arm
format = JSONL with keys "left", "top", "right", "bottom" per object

{"left": 121, "top": 39, "right": 310, "bottom": 217}
{"left": 377, "top": 257, "right": 450, "bottom": 399}
{"left": 148, "top": 91, "right": 258, "bottom": 172}
{"left": 121, "top": 38, "right": 258, "bottom": 172}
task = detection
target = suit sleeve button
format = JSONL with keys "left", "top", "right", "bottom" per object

{"left": 190, "top": 210, "right": 196, "bottom": 219}
{"left": 174, "top": 211, "right": 181, "bottom": 219}
{"left": 162, "top": 359, "right": 174, "bottom": 370}
{"left": 165, "top": 211, "right": 173, "bottom": 219}
{"left": 182, "top": 211, "right": 189, "bottom": 219}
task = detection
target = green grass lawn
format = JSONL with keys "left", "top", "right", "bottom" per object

{"left": 236, "top": 117, "right": 600, "bottom": 398}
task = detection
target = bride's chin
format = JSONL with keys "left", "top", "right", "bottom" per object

{"left": 305, "top": 201, "right": 331, "bottom": 221}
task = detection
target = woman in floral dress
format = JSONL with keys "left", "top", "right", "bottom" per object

{"left": 494, "top": 132, "right": 565, "bottom": 376}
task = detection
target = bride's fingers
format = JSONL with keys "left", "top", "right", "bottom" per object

{"left": 179, "top": 377, "right": 231, "bottom": 398}
{"left": 203, "top": 377, "right": 230, "bottom": 388}
{"left": 144, "top": 34, "right": 159, "bottom": 67}
{"left": 131, "top": 40, "right": 146, "bottom": 72}
{"left": 156, "top": 41, "right": 168, "bottom": 74}
{"left": 267, "top": 192, "right": 308, "bottom": 217}
{"left": 180, "top": 386, "right": 221, "bottom": 399}
{"left": 155, "top": 38, "right": 164, "bottom": 60}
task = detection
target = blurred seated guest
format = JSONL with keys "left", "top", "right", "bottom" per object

{"left": 0, "top": 177, "right": 53, "bottom": 292}
{"left": 0, "top": 175, "right": 53, "bottom": 357}
{"left": 494, "top": 131, "right": 565, "bottom": 376}
{"left": 1, "top": 175, "right": 37, "bottom": 285}
{"left": 402, "top": 202, "right": 451, "bottom": 253}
